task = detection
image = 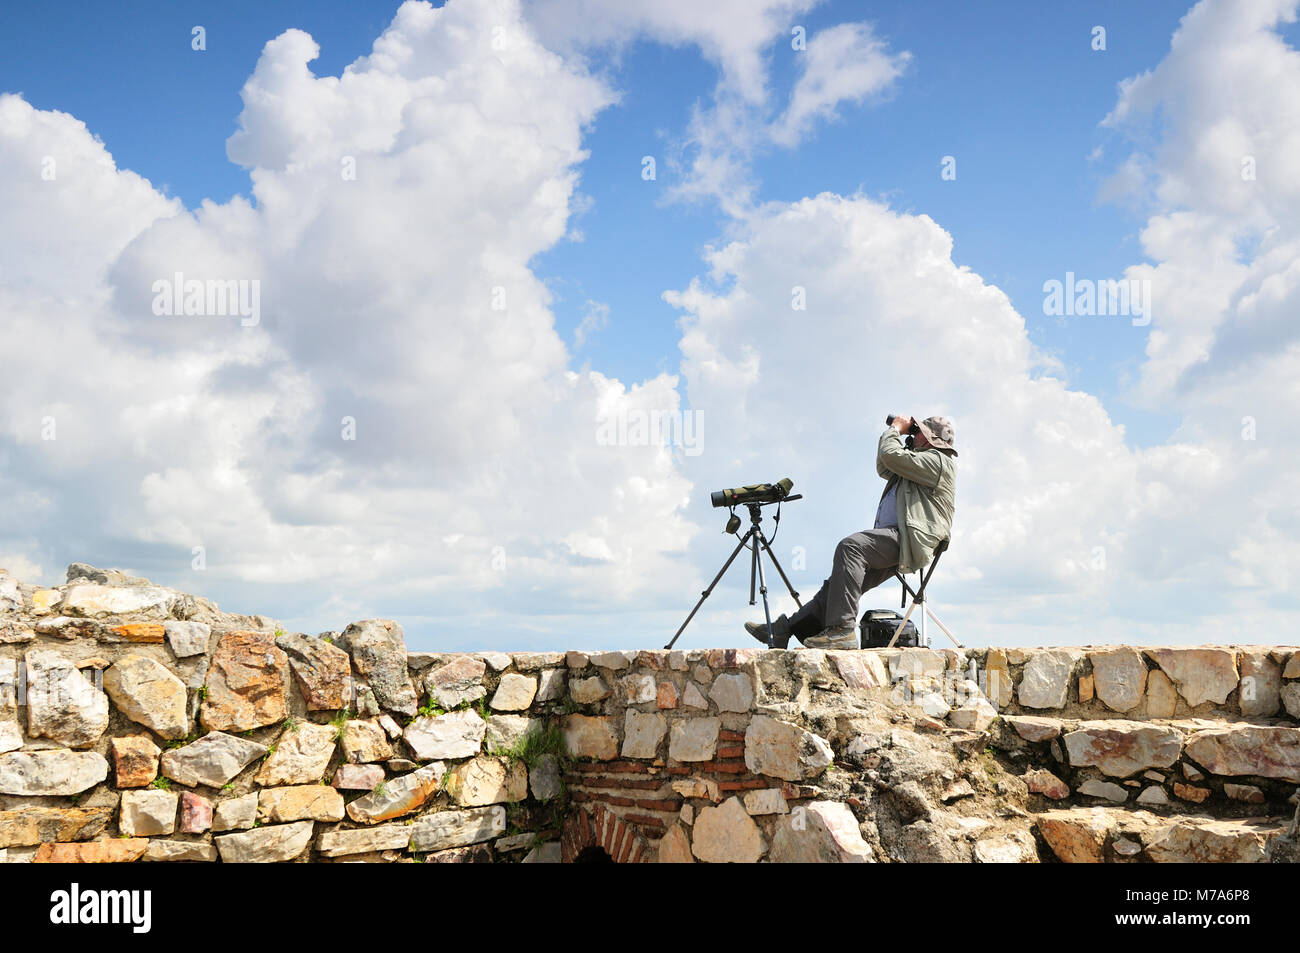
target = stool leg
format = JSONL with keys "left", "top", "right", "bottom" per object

{"left": 885, "top": 598, "right": 921, "bottom": 648}
{"left": 923, "top": 604, "right": 962, "bottom": 648}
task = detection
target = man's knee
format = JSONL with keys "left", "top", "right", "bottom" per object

{"left": 835, "top": 534, "right": 864, "bottom": 559}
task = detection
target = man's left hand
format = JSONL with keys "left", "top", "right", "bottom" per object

{"left": 891, "top": 414, "right": 913, "bottom": 434}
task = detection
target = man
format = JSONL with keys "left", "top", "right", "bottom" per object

{"left": 745, "top": 415, "right": 958, "bottom": 650}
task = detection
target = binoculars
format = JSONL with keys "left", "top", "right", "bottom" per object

{"left": 886, "top": 414, "right": 920, "bottom": 436}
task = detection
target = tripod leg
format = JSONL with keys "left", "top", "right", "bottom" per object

{"left": 748, "top": 533, "right": 758, "bottom": 605}
{"left": 756, "top": 531, "right": 803, "bottom": 608}
{"left": 665, "top": 528, "right": 757, "bottom": 650}
{"left": 752, "top": 535, "right": 776, "bottom": 648}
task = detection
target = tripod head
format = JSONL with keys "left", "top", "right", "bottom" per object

{"left": 723, "top": 493, "right": 802, "bottom": 534}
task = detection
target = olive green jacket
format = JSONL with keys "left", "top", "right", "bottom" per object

{"left": 875, "top": 429, "right": 957, "bottom": 575}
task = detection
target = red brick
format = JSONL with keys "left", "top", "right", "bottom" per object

{"left": 701, "top": 760, "right": 747, "bottom": 774}
{"left": 573, "top": 760, "right": 652, "bottom": 774}
{"left": 614, "top": 835, "right": 629, "bottom": 863}
{"left": 626, "top": 830, "right": 645, "bottom": 863}
{"left": 715, "top": 745, "right": 744, "bottom": 759}
{"left": 634, "top": 798, "right": 682, "bottom": 812}
{"left": 719, "top": 729, "right": 746, "bottom": 741}
{"left": 572, "top": 761, "right": 651, "bottom": 774}
{"left": 627, "top": 834, "right": 646, "bottom": 863}
{"left": 624, "top": 814, "right": 668, "bottom": 830}
{"left": 665, "top": 765, "right": 691, "bottom": 775}
{"left": 614, "top": 826, "right": 634, "bottom": 862}
{"left": 606, "top": 761, "right": 652, "bottom": 774}
{"left": 573, "top": 777, "right": 664, "bottom": 791}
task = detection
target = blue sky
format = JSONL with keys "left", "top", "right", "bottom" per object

{"left": 3, "top": 0, "right": 1298, "bottom": 651}
{"left": 2, "top": 0, "right": 1209, "bottom": 442}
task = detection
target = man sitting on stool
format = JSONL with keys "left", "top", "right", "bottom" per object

{"left": 746, "top": 415, "right": 958, "bottom": 650}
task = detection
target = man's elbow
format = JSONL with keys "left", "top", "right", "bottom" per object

{"left": 879, "top": 452, "right": 909, "bottom": 477}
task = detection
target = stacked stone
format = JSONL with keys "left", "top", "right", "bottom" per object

{"left": 0, "top": 566, "right": 576, "bottom": 863}
{"left": 1, "top": 562, "right": 1298, "bottom": 864}
{"left": 959, "top": 645, "right": 1300, "bottom": 720}
{"left": 963, "top": 645, "right": 1300, "bottom": 861}
{"left": 557, "top": 648, "right": 868, "bottom": 861}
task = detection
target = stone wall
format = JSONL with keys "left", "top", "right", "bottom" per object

{"left": 1, "top": 565, "right": 1298, "bottom": 863}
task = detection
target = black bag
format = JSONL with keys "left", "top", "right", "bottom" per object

{"left": 859, "top": 609, "right": 918, "bottom": 648}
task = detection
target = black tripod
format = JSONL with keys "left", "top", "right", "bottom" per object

{"left": 665, "top": 498, "right": 803, "bottom": 649}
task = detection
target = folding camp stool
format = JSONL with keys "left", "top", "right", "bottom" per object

{"left": 886, "top": 538, "right": 962, "bottom": 649}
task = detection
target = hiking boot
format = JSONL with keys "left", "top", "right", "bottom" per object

{"left": 744, "top": 614, "right": 790, "bottom": 648}
{"left": 802, "top": 623, "right": 858, "bottom": 650}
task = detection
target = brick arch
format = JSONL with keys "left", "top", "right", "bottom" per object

{"left": 560, "top": 803, "right": 653, "bottom": 863}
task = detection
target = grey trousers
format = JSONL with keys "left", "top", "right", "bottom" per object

{"left": 788, "top": 527, "right": 900, "bottom": 636}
